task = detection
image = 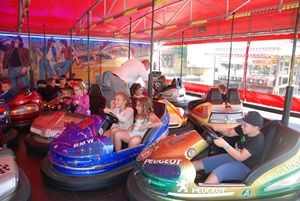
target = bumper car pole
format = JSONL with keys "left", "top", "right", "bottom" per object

{"left": 226, "top": 12, "right": 235, "bottom": 107}
{"left": 128, "top": 17, "right": 131, "bottom": 60}
{"left": 43, "top": 24, "right": 48, "bottom": 80}
{"left": 180, "top": 31, "right": 184, "bottom": 81}
{"left": 87, "top": 11, "right": 91, "bottom": 90}
{"left": 26, "top": 10, "right": 34, "bottom": 91}
{"left": 282, "top": 4, "right": 300, "bottom": 126}
{"left": 148, "top": 0, "right": 155, "bottom": 99}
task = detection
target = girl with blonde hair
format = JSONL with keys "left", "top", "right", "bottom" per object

{"left": 102, "top": 92, "right": 134, "bottom": 141}
{"left": 113, "top": 97, "right": 162, "bottom": 151}
{"left": 66, "top": 82, "right": 90, "bottom": 115}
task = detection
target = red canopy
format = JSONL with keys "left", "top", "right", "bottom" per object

{"left": 0, "top": 0, "right": 299, "bottom": 44}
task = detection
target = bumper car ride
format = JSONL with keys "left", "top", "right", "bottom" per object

{"left": 7, "top": 88, "right": 44, "bottom": 129}
{"left": 41, "top": 100, "right": 169, "bottom": 190}
{"left": 25, "top": 110, "right": 87, "bottom": 153}
{"left": 188, "top": 88, "right": 243, "bottom": 133}
{"left": 0, "top": 147, "right": 31, "bottom": 201}
{"left": 127, "top": 121, "right": 300, "bottom": 201}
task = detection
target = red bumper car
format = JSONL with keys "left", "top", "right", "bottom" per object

{"left": 7, "top": 87, "right": 44, "bottom": 129}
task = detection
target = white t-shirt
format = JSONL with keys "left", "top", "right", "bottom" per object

{"left": 113, "top": 59, "right": 148, "bottom": 84}
{"left": 129, "top": 119, "right": 152, "bottom": 137}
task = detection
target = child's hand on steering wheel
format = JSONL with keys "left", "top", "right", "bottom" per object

{"left": 103, "top": 108, "right": 112, "bottom": 114}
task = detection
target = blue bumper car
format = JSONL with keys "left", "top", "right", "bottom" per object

{"left": 41, "top": 100, "right": 169, "bottom": 190}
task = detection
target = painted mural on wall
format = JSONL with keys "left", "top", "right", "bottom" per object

{"left": 0, "top": 35, "right": 150, "bottom": 85}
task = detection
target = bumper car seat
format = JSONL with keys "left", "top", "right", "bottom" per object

{"left": 88, "top": 84, "right": 106, "bottom": 115}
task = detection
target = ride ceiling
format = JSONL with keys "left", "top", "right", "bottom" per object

{"left": 0, "top": 0, "right": 300, "bottom": 45}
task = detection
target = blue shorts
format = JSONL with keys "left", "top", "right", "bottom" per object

{"left": 202, "top": 154, "right": 250, "bottom": 182}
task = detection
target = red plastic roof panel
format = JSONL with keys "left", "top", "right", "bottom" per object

{"left": 0, "top": 0, "right": 299, "bottom": 44}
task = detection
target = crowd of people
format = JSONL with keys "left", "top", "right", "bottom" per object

{"left": 0, "top": 36, "right": 266, "bottom": 184}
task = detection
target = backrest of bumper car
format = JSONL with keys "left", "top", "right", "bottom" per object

{"left": 204, "top": 88, "right": 223, "bottom": 104}
{"left": 170, "top": 78, "right": 177, "bottom": 87}
{"left": 130, "top": 97, "right": 138, "bottom": 117}
{"left": 177, "top": 78, "right": 184, "bottom": 88}
{"left": 36, "top": 80, "right": 47, "bottom": 85}
{"left": 161, "top": 78, "right": 180, "bottom": 92}
{"left": 88, "top": 84, "right": 106, "bottom": 114}
{"left": 36, "top": 86, "right": 46, "bottom": 99}
{"left": 227, "top": 88, "right": 241, "bottom": 104}
{"left": 142, "top": 101, "right": 166, "bottom": 143}
{"left": 243, "top": 120, "right": 300, "bottom": 184}
{"left": 35, "top": 80, "right": 49, "bottom": 100}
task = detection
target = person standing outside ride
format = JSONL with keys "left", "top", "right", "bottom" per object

{"left": 0, "top": 36, "right": 30, "bottom": 93}
{"left": 110, "top": 59, "right": 150, "bottom": 99}
{"left": 53, "top": 39, "right": 80, "bottom": 79}
{"left": 38, "top": 38, "right": 57, "bottom": 80}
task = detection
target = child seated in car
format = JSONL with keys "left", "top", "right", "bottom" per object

{"left": 112, "top": 97, "right": 162, "bottom": 152}
{"left": 65, "top": 83, "right": 90, "bottom": 115}
{"left": 218, "top": 83, "right": 227, "bottom": 101}
{"left": 44, "top": 77, "right": 59, "bottom": 102}
{"left": 57, "top": 76, "right": 71, "bottom": 96}
{"left": 55, "top": 86, "right": 74, "bottom": 110}
{"left": 0, "top": 80, "right": 14, "bottom": 101}
{"left": 193, "top": 111, "right": 264, "bottom": 184}
{"left": 130, "top": 83, "right": 144, "bottom": 98}
{"left": 102, "top": 92, "right": 134, "bottom": 140}
{"left": 154, "top": 75, "right": 168, "bottom": 92}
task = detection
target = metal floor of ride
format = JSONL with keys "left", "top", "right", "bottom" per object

{"left": 13, "top": 130, "right": 129, "bottom": 201}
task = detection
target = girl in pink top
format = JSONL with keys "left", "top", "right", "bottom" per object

{"left": 66, "top": 83, "right": 90, "bottom": 115}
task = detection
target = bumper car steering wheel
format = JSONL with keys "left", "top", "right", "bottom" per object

{"left": 201, "top": 124, "right": 219, "bottom": 144}
{"left": 99, "top": 108, "right": 119, "bottom": 124}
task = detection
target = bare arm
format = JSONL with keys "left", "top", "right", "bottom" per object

{"left": 139, "top": 113, "right": 162, "bottom": 131}
{"left": 144, "top": 81, "right": 148, "bottom": 87}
